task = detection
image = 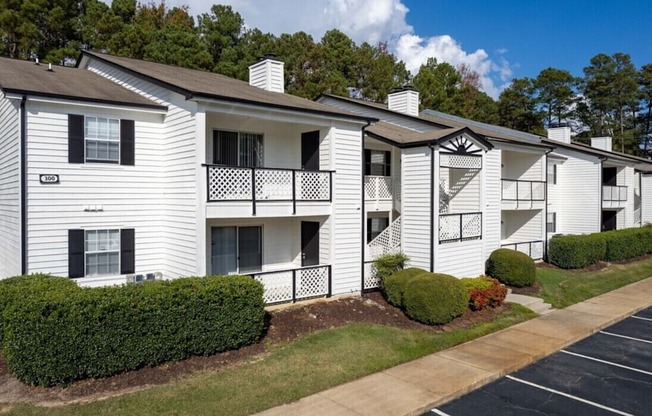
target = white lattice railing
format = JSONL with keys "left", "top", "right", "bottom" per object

{"left": 501, "top": 240, "right": 544, "bottom": 260}
{"left": 206, "top": 165, "right": 332, "bottom": 212}
{"left": 501, "top": 179, "right": 546, "bottom": 201}
{"left": 602, "top": 185, "right": 627, "bottom": 202}
{"left": 367, "top": 216, "right": 401, "bottom": 259}
{"left": 365, "top": 176, "right": 400, "bottom": 201}
{"left": 439, "top": 212, "right": 482, "bottom": 243}
{"left": 363, "top": 261, "right": 380, "bottom": 290}
{"left": 250, "top": 265, "right": 331, "bottom": 304}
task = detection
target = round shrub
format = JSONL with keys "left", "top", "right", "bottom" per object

{"left": 402, "top": 273, "right": 467, "bottom": 325}
{"left": 383, "top": 267, "right": 427, "bottom": 307}
{"left": 486, "top": 248, "right": 535, "bottom": 287}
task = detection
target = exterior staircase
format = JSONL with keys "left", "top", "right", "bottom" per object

{"left": 506, "top": 288, "right": 553, "bottom": 315}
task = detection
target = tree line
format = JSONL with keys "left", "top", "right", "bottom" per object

{"left": 1, "top": 0, "right": 650, "bottom": 155}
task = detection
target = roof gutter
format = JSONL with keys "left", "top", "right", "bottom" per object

{"left": 20, "top": 95, "right": 27, "bottom": 274}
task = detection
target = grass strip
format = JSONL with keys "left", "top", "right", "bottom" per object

{"left": 4, "top": 304, "right": 535, "bottom": 416}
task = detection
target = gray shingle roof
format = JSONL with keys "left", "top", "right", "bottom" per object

{"left": 81, "top": 51, "right": 375, "bottom": 122}
{"left": 0, "top": 56, "right": 165, "bottom": 110}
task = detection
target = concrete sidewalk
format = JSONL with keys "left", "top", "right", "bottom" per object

{"left": 255, "top": 277, "right": 652, "bottom": 416}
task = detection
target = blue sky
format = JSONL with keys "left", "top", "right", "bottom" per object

{"left": 122, "top": 0, "right": 652, "bottom": 97}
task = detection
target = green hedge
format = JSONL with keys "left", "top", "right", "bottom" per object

{"left": 548, "top": 227, "right": 652, "bottom": 269}
{"left": 402, "top": 273, "right": 468, "bottom": 325}
{"left": 486, "top": 249, "right": 536, "bottom": 287}
{"left": 383, "top": 268, "right": 427, "bottom": 307}
{"left": 1, "top": 275, "right": 265, "bottom": 386}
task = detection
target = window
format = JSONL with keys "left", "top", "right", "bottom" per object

{"left": 213, "top": 130, "right": 263, "bottom": 167}
{"left": 547, "top": 212, "right": 556, "bottom": 233}
{"left": 367, "top": 217, "right": 389, "bottom": 243}
{"left": 85, "top": 230, "right": 120, "bottom": 276}
{"left": 547, "top": 164, "right": 557, "bottom": 185}
{"left": 68, "top": 114, "right": 134, "bottom": 165}
{"left": 365, "top": 150, "right": 391, "bottom": 176}
{"left": 85, "top": 117, "right": 120, "bottom": 162}
{"left": 68, "top": 228, "right": 134, "bottom": 278}
{"left": 211, "top": 226, "right": 263, "bottom": 275}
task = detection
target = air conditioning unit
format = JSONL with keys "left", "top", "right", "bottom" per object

{"left": 126, "top": 271, "right": 162, "bottom": 284}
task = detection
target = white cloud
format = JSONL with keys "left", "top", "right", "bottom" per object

{"left": 105, "top": 0, "right": 512, "bottom": 97}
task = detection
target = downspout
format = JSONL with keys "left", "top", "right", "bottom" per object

{"left": 20, "top": 95, "right": 27, "bottom": 275}
{"left": 639, "top": 172, "right": 643, "bottom": 227}
{"left": 543, "top": 148, "right": 553, "bottom": 262}
{"left": 598, "top": 157, "right": 607, "bottom": 232}
{"left": 428, "top": 143, "right": 435, "bottom": 273}
{"left": 360, "top": 121, "right": 371, "bottom": 292}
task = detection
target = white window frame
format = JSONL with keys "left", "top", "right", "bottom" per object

{"left": 213, "top": 129, "right": 264, "bottom": 168}
{"left": 85, "top": 116, "right": 120, "bottom": 163}
{"left": 547, "top": 212, "right": 556, "bottom": 233}
{"left": 85, "top": 229, "right": 121, "bottom": 277}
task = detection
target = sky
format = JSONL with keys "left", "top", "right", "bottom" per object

{"left": 121, "top": 0, "right": 652, "bottom": 98}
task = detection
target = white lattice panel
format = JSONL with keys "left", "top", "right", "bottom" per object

{"left": 296, "top": 267, "right": 328, "bottom": 299}
{"left": 367, "top": 217, "right": 401, "bottom": 259}
{"left": 461, "top": 213, "right": 482, "bottom": 238}
{"left": 530, "top": 241, "right": 544, "bottom": 260}
{"left": 439, "top": 215, "right": 461, "bottom": 241}
{"left": 208, "top": 166, "right": 252, "bottom": 200}
{"left": 363, "top": 262, "right": 380, "bottom": 289}
{"left": 255, "top": 169, "right": 292, "bottom": 200}
{"left": 297, "top": 171, "right": 330, "bottom": 200}
{"left": 440, "top": 213, "right": 481, "bottom": 242}
{"left": 439, "top": 154, "right": 482, "bottom": 169}
{"left": 253, "top": 271, "right": 293, "bottom": 304}
{"left": 364, "top": 176, "right": 394, "bottom": 200}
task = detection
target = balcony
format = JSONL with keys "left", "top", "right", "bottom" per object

{"left": 602, "top": 185, "right": 627, "bottom": 208}
{"left": 249, "top": 265, "right": 331, "bottom": 304}
{"left": 501, "top": 240, "right": 544, "bottom": 260}
{"left": 439, "top": 212, "right": 482, "bottom": 243}
{"left": 501, "top": 179, "right": 545, "bottom": 210}
{"left": 365, "top": 175, "right": 400, "bottom": 210}
{"left": 205, "top": 164, "right": 333, "bottom": 218}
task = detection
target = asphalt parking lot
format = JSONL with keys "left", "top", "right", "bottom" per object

{"left": 425, "top": 306, "right": 652, "bottom": 416}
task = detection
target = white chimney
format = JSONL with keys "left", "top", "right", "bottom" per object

{"left": 591, "top": 137, "right": 612, "bottom": 152}
{"left": 388, "top": 86, "right": 419, "bottom": 117}
{"left": 547, "top": 125, "right": 572, "bottom": 144}
{"left": 249, "top": 54, "right": 284, "bottom": 93}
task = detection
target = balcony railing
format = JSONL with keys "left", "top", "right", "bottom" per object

{"left": 249, "top": 265, "right": 331, "bottom": 304}
{"left": 602, "top": 185, "right": 627, "bottom": 202}
{"left": 365, "top": 175, "right": 399, "bottom": 201}
{"left": 439, "top": 212, "right": 482, "bottom": 243}
{"left": 501, "top": 179, "right": 546, "bottom": 202}
{"left": 501, "top": 240, "right": 544, "bottom": 260}
{"left": 205, "top": 164, "right": 333, "bottom": 214}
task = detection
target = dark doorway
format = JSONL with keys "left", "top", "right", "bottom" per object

{"left": 603, "top": 167, "right": 617, "bottom": 186}
{"left": 301, "top": 221, "right": 320, "bottom": 267}
{"left": 301, "top": 131, "right": 320, "bottom": 170}
{"left": 602, "top": 210, "right": 617, "bottom": 231}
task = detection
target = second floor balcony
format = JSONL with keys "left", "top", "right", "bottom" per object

{"left": 501, "top": 179, "right": 546, "bottom": 209}
{"left": 602, "top": 185, "right": 627, "bottom": 208}
{"left": 205, "top": 164, "right": 333, "bottom": 218}
{"left": 364, "top": 175, "right": 400, "bottom": 210}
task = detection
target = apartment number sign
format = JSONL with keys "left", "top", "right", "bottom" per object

{"left": 39, "top": 174, "right": 60, "bottom": 184}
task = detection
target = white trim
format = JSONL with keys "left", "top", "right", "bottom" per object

{"left": 25, "top": 96, "right": 167, "bottom": 114}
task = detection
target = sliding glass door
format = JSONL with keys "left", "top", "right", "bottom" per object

{"left": 211, "top": 226, "right": 262, "bottom": 275}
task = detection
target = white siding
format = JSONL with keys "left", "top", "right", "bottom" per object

{"left": 554, "top": 150, "right": 601, "bottom": 235}
{"left": 402, "top": 147, "right": 431, "bottom": 270}
{"left": 436, "top": 240, "right": 484, "bottom": 277}
{"left": 330, "top": 124, "right": 363, "bottom": 294}
{"left": 625, "top": 166, "right": 636, "bottom": 228}
{"left": 502, "top": 210, "right": 543, "bottom": 242}
{"left": 484, "top": 148, "right": 501, "bottom": 259}
{"left": 86, "top": 59, "right": 199, "bottom": 279}
{"left": 642, "top": 174, "right": 652, "bottom": 224}
{"left": 547, "top": 159, "right": 562, "bottom": 239}
{"left": 24, "top": 103, "right": 165, "bottom": 285}
{"left": 0, "top": 94, "right": 21, "bottom": 278}
{"left": 501, "top": 150, "right": 543, "bottom": 181}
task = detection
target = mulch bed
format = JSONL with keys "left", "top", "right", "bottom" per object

{"left": 0, "top": 291, "right": 509, "bottom": 407}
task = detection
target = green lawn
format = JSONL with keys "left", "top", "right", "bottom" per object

{"left": 3, "top": 305, "right": 535, "bottom": 416}
{"left": 536, "top": 257, "right": 652, "bottom": 308}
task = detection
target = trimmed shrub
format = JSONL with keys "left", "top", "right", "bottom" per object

{"left": 373, "top": 252, "right": 410, "bottom": 284}
{"left": 383, "top": 267, "right": 426, "bottom": 307}
{"left": 603, "top": 227, "right": 652, "bottom": 262}
{"left": 548, "top": 234, "right": 607, "bottom": 269}
{"left": 402, "top": 273, "right": 467, "bottom": 325}
{"left": 486, "top": 249, "right": 536, "bottom": 287}
{"left": 1, "top": 275, "right": 265, "bottom": 386}
{"left": 461, "top": 276, "right": 507, "bottom": 310}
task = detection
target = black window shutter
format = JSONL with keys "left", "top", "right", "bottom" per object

{"left": 68, "top": 114, "right": 84, "bottom": 163}
{"left": 120, "top": 120, "right": 135, "bottom": 166}
{"left": 68, "top": 229, "right": 85, "bottom": 278}
{"left": 364, "top": 149, "right": 371, "bottom": 176}
{"left": 120, "top": 228, "right": 135, "bottom": 274}
{"left": 384, "top": 151, "right": 391, "bottom": 177}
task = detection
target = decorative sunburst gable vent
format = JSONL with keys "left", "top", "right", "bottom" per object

{"left": 439, "top": 134, "right": 484, "bottom": 169}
